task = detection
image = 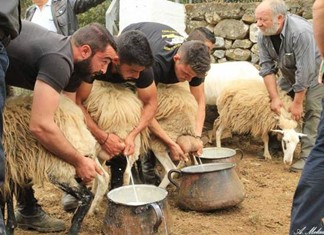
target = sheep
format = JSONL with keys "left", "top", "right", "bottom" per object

{"left": 84, "top": 81, "right": 201, "bottom": 189}
{"left": 1, "top": 94, "right": 109, "bottom": 235}
{"left": 150, "top": 83, "right": 201, "bottom": 188}
{"left": 214, "top": 79, "right": 306, "bottom": 165}
{"left": 84, "top": 80, "right": 150, "bottom": 186}
{"left": 204, "top": 61, "right": 263, "bottom": 105}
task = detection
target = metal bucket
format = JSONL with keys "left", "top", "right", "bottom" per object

{"left": 168, "top": 162, "right": 245, "bottom": 212}
{"left": 200, "top": 147, "right": 243, "bottom": 173}
{"left": 102, "top": 184, "right": 173, "bottom": 235}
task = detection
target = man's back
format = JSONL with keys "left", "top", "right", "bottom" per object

{"left": 6, "top": 20, "right": 74, "bottom": 92}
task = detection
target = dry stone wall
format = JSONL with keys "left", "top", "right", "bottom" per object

{"left": 185, "top": 0, "right": 314, "bottom": 66}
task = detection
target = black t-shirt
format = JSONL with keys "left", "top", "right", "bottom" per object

{"left": 5, "top": 20, "right": 79, "bottom": 93}
{"left": 94, "top": 63, "right": 154, "bottom": 89}
{"left": 121, "top": 22, "right": 203, "bottom": 87}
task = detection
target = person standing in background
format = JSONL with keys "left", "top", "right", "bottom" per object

{"left": 25, "top": 0, "right": 105, "bottom": 36}
{"left": 0, "top": 1, "right": 21, "bottom": 234}
{"left": 255, "top": 0, "right": 324, "bottom": 171}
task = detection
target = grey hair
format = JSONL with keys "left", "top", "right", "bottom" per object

{"left": 267, "top": 0, "right": 287, "bottom": 17}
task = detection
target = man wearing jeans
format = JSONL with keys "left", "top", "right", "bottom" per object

{"left": 0, "top": 1, "right": 21, "bottom": 234}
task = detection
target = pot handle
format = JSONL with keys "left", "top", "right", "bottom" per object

{"left": 234, "top": 148, "right": 244, "bottom": 161}
{"left": 149, "top": 202, "right": 163, "bottom": 233}
{"left": 167, "top": 169, "right": 181, "bottom": 189}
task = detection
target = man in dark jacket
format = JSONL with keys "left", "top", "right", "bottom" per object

{"left": 0, "top": 1, "right": 21, "bottom": 233}
{"left": 25, "top": 0, "right": 105, "bottom": 36}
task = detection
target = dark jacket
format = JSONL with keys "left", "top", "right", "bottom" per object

{"left": 0, "top": 0, "right": 21, "bottom": 40}
{"left": 25, "top": 0, "right": 105, "bottom": 36}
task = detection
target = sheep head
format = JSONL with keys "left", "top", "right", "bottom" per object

{"left": 271, "top": 129, "right": 307, "bottom": 165}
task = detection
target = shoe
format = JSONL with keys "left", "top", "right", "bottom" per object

{"left": 61, "top": 192, "right": 79, "bottom": 213}
{"left": 290, "top": 158, "right": 306, "bottom": 172}
{"left": 15, "top": 208, "right": 66, "bottom": 232}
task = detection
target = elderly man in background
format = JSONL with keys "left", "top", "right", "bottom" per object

{"left": 255, "top": 0, "right": 324, "bottom": 171}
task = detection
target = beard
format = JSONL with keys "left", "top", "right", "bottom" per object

{"left": 73, "top": 57, "right": 92, "bottom": 78}
{"left": 261, "top": 18, "right": 280, "bottom": 36}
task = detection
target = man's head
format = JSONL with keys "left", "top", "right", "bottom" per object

{"left": 187, "top": 27, "right": 216, "bottom": 53}
{"left": 71, "top": 23, "right": 118, "bottom": 79}
{"left": 173, "top": 40, "right": 211, "bottom": 82}
{"left": 255, "top": 0, "right": 287, "bottom": 36}
{"left": 114, "top": 30, "right": 154, "bottom": 80}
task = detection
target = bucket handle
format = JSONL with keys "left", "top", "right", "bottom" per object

{"left": 234, "top": 148, "right": 244, "bottom": 161}
{"left": 149, "top": 202, "right": 163, "bottom": 233}
{"left": 167, "top": 169, "right": 182, "bottom": 189}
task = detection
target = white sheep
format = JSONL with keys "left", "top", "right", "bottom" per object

{"left": 2, "top": 95, "right": 109, "bottom": 234}
{"left": 84, "top": 80, "right": 149, "bottom": 186}
{"left": 204, "top": 61, "right": 263, "bottom": 105}
{"left": 150, "top": 83, "right": 201, "bottom": 188}
{"left": 214, "top": 79, "right": 305, "bottom": 165}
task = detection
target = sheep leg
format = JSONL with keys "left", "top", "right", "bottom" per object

{"left": 54, "top": 180, "right": 93, "bottom": 235}
{"left": 123, "top": 156, "right": 136, "bottom": 186}
{"left": 88, "top": 158, "right": 110, "bottom": 215}
{"left": 216, "top": 125, "right": 223, "bottom": 147}
{"left": 154, "top": 152, "right": 177, "bottom": 188}
{"left": 5, "top": 180, "right": 16, "bottom": 235}
{"left": 262, "top": 133, "right": 272, "bottom": 160}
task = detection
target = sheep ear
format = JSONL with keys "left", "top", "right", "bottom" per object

{"left": 297, "top": 133, "right": 307, "bottom": 137}
{"left": 271, "top": 129, "right": 284, "bottom": 134}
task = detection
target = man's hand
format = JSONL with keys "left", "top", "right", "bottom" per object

{"left": 101, "top": 133, "right": 125, "bottom": 156}
{"left": 168, "top": 143, "right": 187, "bottom": 162}
{"left": 289, "top": 102, "right": 303, "bottom": 121}
{"left": 75, "top": 157, "right": 103, "bottom": 185}
{"left": 270, "top": 97, "right": 284, "bottom": 115}
{"left": 123, "top": 134, "right": 136, "bottom": 156}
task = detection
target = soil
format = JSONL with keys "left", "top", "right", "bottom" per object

{"left": 14, "top": 106, "right": 302, "bottom": 235}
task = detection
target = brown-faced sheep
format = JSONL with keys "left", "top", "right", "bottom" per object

{"left": 2, "top": 95, "right": 109, "bottom": 234}
{"left": 214, "top": 79, "right": 305, "bottom": 165}
{"left": 84, "top": 81, "right": 149, "bottom": 186}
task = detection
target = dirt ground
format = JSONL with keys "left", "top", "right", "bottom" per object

{"left": 14, "top": 106, "right": 302, "bottom": 235}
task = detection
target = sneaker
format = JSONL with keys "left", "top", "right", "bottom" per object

{"left": 15, "top": 208, "right": 65, "bottom": 232}
{"left": 61, "top": 193, "right": 79, "bottom": 213}
{"left": 290, "top": 158, "right": 306, "bottom": 172}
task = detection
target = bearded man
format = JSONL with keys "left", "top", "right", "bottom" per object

{"left": 255, "top": 0, "right": 324, "bottom": 171}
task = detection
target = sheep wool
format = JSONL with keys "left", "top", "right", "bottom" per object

{"left": 2, "top": 95, "right": 97, "bottom": 196}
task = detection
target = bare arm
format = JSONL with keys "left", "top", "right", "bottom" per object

{"left": 75, "top": 82, "right": 125, "bottom": 156}
{"left": 30, "top": 80, "right": 102, "bottom": 184}
{"left": 123, "top": 82, "right": 157, "bottom": 156}
{"left": 263, "top": 73, "right": 283, "bottom": 114}
{"left": 190, "top": 83, "right": 206, "bottom": 137}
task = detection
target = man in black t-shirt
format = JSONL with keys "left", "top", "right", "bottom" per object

{"left": 122, "top": 22, "right": 210, "bottom": 159}
{"left": 74, "top": 30, "right": 155, "bottom": 191}
{"left": 5, "top": 20, "right": 117, "bottom": 233}
{"left": 121, "top": 22, "right": 211, "bottom": 185}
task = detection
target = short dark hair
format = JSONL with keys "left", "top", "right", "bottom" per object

{"left": 72, "top": 23, "right": 117, "bottom": 55}
{"left": 178, "top": 40, "right": 211, "bottom": 78}
{"left": 187, "top": 27, "right": 216, "bottom": 44}
{"left": 117, "top": 30, "right": 154, "bottom": 68}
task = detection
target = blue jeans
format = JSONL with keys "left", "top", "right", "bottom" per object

{"left": 290, "top": 98, "right": 324, "bottom": 234}
{"left": 0, "top": 42, "right": 8, "bottom": 235}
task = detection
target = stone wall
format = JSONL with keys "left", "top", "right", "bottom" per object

{"left": 185, "top": 0, "right": 314, "bottom": 65}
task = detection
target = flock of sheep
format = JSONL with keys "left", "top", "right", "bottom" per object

{"left": 1, "top": 61, "right": 304, "bottom": 233}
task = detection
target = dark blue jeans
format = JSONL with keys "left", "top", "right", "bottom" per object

{"left": 290, "top": 98, "right": 324, "bottom": 234}
{"left": 0, "top": 42, "right": 8, "bottom": 234}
